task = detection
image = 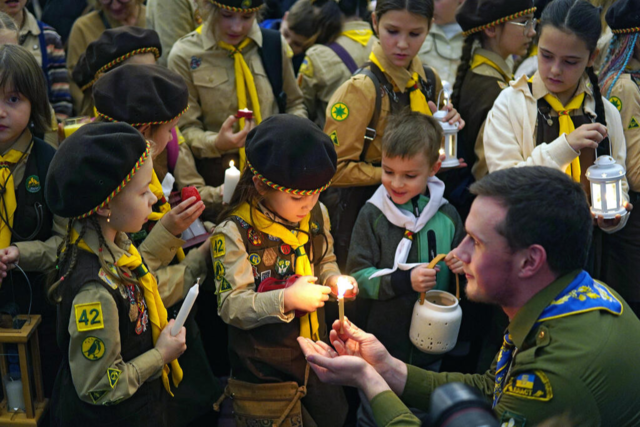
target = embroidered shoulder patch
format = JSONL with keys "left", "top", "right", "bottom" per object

{"left": 500, "top": 411, "right": 528, "bottom": 427}
{"left": 75, "top": 302, "right": 104, "bottom": 332}
{"left": 504, "top": 370, "right": 553, "bottom": 401}
{"left": 249, "top": 253, "right": 261, "bottom": 266}
{"left": 331, "top": 102, "right": 349, "bottom": 121}
{"left": 609, "top": 96, "right": 622, "bottom": 111}
{"left": 329, "top": 130, "right": 339, "bottom": 146}
{"left": 26, "top": 175, "right": 41, "bottom": 193}
{"left": 89, "top": 389, "right": 109, "bottom": 404}
{"left": 82, "top": 336, "right": 105, "bottom": 361}
{"left": 299, "top": 57, "right": 314, "bottom": 78}
{"left": 190, "top": 56, "right": 202, "bottom": 70}
{"left": 214, "top": 260, "right": 225, "bottom": 282}
{"left": 98, "top": 267, "right": 118, "bottom": 290}
{"left": 629, "top": 116, "right": 639, "bottom": 130}
{"left": 107, "top": 368, "right": 121, "bottom": 389}
{"left": 219, "top": 277, "right": 232, "bottom": 293}
{"left": 212, "top": 234, "right": 226, "bottom": 258}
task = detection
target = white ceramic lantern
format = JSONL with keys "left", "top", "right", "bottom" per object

{"left": 433, "top": 110, "right": 460, "bottom": 168}
{"left": 585, "top": 155, "right": 627, "bottom": 219}
{"left": 410, "top": 290, "right": 462, "bottom": 354}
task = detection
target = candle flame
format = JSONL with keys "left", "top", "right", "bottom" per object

{"left": 439, "top": 148, "right": 445, "bottom": 156}
{"left": 230, "top": 160, "right": 235, "bottom": 168}
{"left": 337, "top": 276, "right": 353, "bottom": 299}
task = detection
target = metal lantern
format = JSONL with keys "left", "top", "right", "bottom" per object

{"left": 433, "top": 110, "right": 460, "bottom": 168}
{"left": 585, "top": 155, "right": 627, "bottom": 219}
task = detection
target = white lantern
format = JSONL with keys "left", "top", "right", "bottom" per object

{"left": 433, "top": 110, "right": 460, "bottom": 168}
{"left": 409, "top": 290, "right": 462, "bottom": 354}
{"left": 585, "top": 155, "right": 627, "bottom": 219}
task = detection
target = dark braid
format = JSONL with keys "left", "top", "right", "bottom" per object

{"left": 586, "top": 66, "right": 606, "bottom": 129}
{"left": 451, "top": 33, "right": 481, "bottom": 108}
{"left": 47, "top": 219, "right": 88, "bottom": 303}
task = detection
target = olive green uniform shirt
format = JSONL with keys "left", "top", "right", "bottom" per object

{"left": 370, "top": 271, "right": 640, "bottom": 427}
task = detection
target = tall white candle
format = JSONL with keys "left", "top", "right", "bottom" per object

{"left": 5, "top": 377, "right": 25, "bottom": 411}
{"left": 337, "top": 277, "right": 354, "bottom": 334}
{"left": 171, "top": 280, "right": 200, "bottom": 336}
{"left": 223, "top": 160, "right": 241, "bottom": 204}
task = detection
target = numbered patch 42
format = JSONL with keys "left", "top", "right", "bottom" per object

{"left": 75, "top": 302, "right": 104, "bottom": 332}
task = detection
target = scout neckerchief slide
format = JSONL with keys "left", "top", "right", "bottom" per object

{"left": 70, "top": 229, "right": 184, "bottom": 396}
{"left": 492, "top": 270, "right": 622, "bottom": 408}
{"left": 233, "top": 202, "right": 320, "bottom": 341}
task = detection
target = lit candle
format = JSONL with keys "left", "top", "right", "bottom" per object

{"left": 223, "top": 160, "right": 241, "bottom": 204}
{"left": 5, "top": 377, "right": 25, "bottom": 411}
{"left": 337, "top": 277, "right": 354, "bottom": 334}
{"left": 236, "top": 108, "right": 253, "bottom": 120}
{"left": 171, "top": 279, "right": 200, "bottom": 336}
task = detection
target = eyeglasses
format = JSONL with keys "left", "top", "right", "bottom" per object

{"left": 98, "top": 0, "right": 131, "bottom": 5}
{"left": 507, "top": 19, "right": 538, "bottom": 36}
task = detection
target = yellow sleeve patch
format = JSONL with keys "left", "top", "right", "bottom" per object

{"left": 75, "top": 302, "right": 104, "bottom": 332}
{"left": 504, "top": 370, "right": 553, "bottom": 401}
{"left": 609, "top": 96, "right": 622, "bottom": 111}
{"left": 629, "top": 116, "right": 639, "bottom": 130}
{"left": 299, "top": 57, "right": 314, "bottom": 78}
{"left": 212, "top": 234, "right": 226, "bottom": 258}
{"left": 107, "top": 368, "right": 121, "bottom": 389}
{"left": 329, "top": 130, "right": 339, "bottom": 146}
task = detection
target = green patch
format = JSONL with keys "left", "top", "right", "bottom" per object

{"left": 329, "top": 130, "right": 339, "bottom": 147}
{"left": 107, "top": 368, "right": 121, "bottom": 389}
{"left": 504, "top": 370, "right": 552, "bottom": 402}
{"left": 331, "top": 103, "right": 349, "bottom": 121}
{"left": 609, "top": 96, "right": 622, "bottom": 112}
{"left": 214, "top": 261, "right": 225, "bottom": 281}
{"left": 25, "top": 175, "right": 41, "bottom": 193}
{"left": 82, "top": 336, "right": 105, "bottom": 361}
{"left": 500, "top": 411, "right": 527, "bottom": 427}
{"left": 629, "top": 116, "right": 639, "bottom": 130}
{"left": 276, "top": 257, "right": 291, "bottom": 276}
{"left": 89, "top": 389, "right": 109, "bottom": 404}
{"left": 220, "top": 277, "right": 232, "bottom": 293}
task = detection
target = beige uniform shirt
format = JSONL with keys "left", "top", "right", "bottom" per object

{"left": 6, "top": 130, "right": 66, "bottom": 273}
{"left": 146, "top": 0, "right": 201, "bottom": 67}
{"left": 298, "top": 21, "right": 376, "bottom": 127}
{"left": 173, "top": 142, "right": 224, "bottom": 215}
{"left": 324, "top": 41, "right": 443, "bottom": 187}
{"left": 484, "top": 72, "right": 629, "bottom": 233}
{"left": 212, "top": 203, "right": 339, "bottom": 330}
{"left": 168, "top": 20, "right": 306, "bottom": 160}
{"left": 607, "top": 59, "right": 640, "bottom": 192}
{"left": 67, "top": 226, "right": 164, "bottom": 405}
{"left": 19, "top": 11, "right": 46, "bottom": 67}
{"left": 417, "top": 23, "right": 464, "bottom": 86}
{"left": 67, "top": 7, "right": 147, "bottom": 114}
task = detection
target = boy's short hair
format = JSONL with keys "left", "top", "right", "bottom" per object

{"left": 382, "top": 108, "right": 443, "bottom": 166}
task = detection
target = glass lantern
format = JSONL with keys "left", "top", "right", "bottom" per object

{"left": 585, "top": 155, "right": 627, "bottom": 219}
{"left": 433, "top": 110, "right": 460, "bottom": 168}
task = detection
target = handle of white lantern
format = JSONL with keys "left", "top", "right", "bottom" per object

{"left": 418, "top": 254, "right": 460, "bottom": 305}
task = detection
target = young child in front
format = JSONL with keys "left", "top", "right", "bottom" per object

{"left": 212, "top": 115, "right": 356, "bottom": 427}
{"left": 46, "top": 122, "right": 186, "bottom": 426}
{"left": 346, "top": 109, "right": 464, "bottom": 426}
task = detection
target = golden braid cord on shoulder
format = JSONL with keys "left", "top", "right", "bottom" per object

{"left": 247, "top": 161, "right": 332, "bottom": 196}
{"left": 462, "top": 7, "right": 537, "bottom": 37}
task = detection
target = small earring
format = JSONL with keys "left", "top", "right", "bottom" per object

{"left": 107, "top": 211, "right": 111, "bottom": 223}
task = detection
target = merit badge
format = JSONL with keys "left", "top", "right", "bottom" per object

{"left": 212, "top": 234, "right": 226, "bottom": 257}
{"left": 329, "top": 130, "right": 339, "bottom": 147}
{"left": 107, "top": 368, "right": 121, "bottom": 389}
{"left": 609, "top": 96, "right": 622, "bottom": 111}
{"left": 331, "top": 102, "right": 349, "bottom": 121}
{"left": 276, "top": 257, "right": 291, "bottom": 276}
{"left": 629, "top": 117, "right": 639, "bottom": 130}
{"left": 504, "top": 370, "right": 553, "bottom": 401}
{"left": 260, "top": 270, "right": 271, "bottom": 282}
{"left": 81, "top": 336, "right": 105, "bottom": 361}
{"left": 75, "top": 302, "right": 104, "bottom": 332}
{"left": 136, "top": 307, "right": 148, "bottom": 335}
{"left": 214, "top": 260, "right": 225, "bottom": 281}
{"left": 220, "top": 277, "right": 232, "bottom": 293}
{"left": 247, "top": 227, "right": 263, "bottom": 246}
{"left": 280, "top": 244, "right": 292, "bottom": 256}
{"left": 299, "top": 57, "right": 314, "bottom": 78}
{"left": 26, "top": 175, "right": 41, "bottom": 193}
{"left": 310, "top": 221, "right": 320, "bottom": 234}
{"left": 89, "top": 390, "right": 109, "bottom": 404}
{"left": 267, "top": 234, "right": 280, "bottom": 242}
{"left": 190, "top": 56, "right": 202, "bottom": 70}
{"left": 234, "top": 216, "right": 250, "bottom": 229}
{"left": 263, "top": 248, "right": 277, "bottom": 266}
{"left": 249, "top": 253, "right": 261, "bottom": 266}
{"left": 500, "top": 411, "right": 527, "bottom": 427}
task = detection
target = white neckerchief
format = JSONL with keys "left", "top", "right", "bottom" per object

{"left": 367, "top": 177, "right": 447, "bottom": 279}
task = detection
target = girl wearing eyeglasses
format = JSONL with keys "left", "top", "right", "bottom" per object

{"left": 67, "top": 0, "right": 145, "bottom": 112}
{"left": 442, "top": 0, "right": 537, "bottom": 221}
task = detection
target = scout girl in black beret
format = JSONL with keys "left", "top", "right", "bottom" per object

{"left": 46, "top": 122, "right": 186, "bottom": 427}
{"left": 212, "top": 115, "right": 356, "bottom": 427}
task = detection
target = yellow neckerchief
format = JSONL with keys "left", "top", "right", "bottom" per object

{"left": 470, "top": 53, "right": 512, "bottom": 82}
{"left": 0, "top": 149, "right": 23, "bottom": 248}
{"left": 341, "top": 29, "right": 373, "bottom": 47}
{"left": 369, "top": 51, "right": 432, "bottom": 116}
{"left": 148, "top": 170, "right": 186, "bottom": 261}
{"left": 233, "top": 202, "right": 320, "bottom": 341}
{"left": 529, "top": 44, "right": 538, "bottom": 57}
{"left": 70, "top": 228, "right": 183, "bottom": 395}
{"left": 542, "top": 92, "right": 586, "bottom": 183}
{"left": 218, "top": 37, "right": 263, "bottom": 170}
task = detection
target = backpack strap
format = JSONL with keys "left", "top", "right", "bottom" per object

{"left": 258, "top": 28, "right": 287, "bottom": 113}
{"left": 420, "top": 65, "right": 437, "bottom": 103}
{"left": 327, "top": 42, "right": 358, "bottom": 74}
{"left": 354, "top": 65, "right": 382, "bottom": 162}
{"left": 36, "top": 20, "right": 51, "bottom": 96}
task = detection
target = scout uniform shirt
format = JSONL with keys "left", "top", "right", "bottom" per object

{"left": 53, "top": 226, "right": 164, "bottom": 425}
{"left": 368, "top": 271, "right": 640, "bottom": 427}
{"left": 67, "top": 7, "right": 147, "bottom": 114}
{"left": 146, "top": 0, "right": 202, "bottom": 67}
{"left": 168, "top": 19, "right": 306, "bottom": 161}
{"left": 324, "top": 41, "right": 444, "bottom": 188}
{"left": 298, "top": 20, "right": 376, "bottom": 127}
{"left": 417, "top": 23, "right": 464, "bottom": 86}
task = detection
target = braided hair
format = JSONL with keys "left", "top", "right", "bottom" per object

{"left": 599, "top": 33, "right": 640, "bottom": 99}
{"left": 451, "top": 32, "right": 481, "bottom": 108}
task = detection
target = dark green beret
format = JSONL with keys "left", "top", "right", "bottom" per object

{"left": 93, "top": 64, "right": 189, "bottom": 126}
{"left": 245, "top": 115, "right": 337, "bottom": 195}
{"left": 45, "top": 122, "right": 150, "bottom": 219}
{"left": 456, "top": 0, "right": 535, "bottom": 36}
{"left": 209, "top": 0, "right": 263, "bottom": 13}
{"left": 606, "top": 0, "right": 640, "bottom": 34}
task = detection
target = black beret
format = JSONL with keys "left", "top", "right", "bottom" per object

{"left": 84, "top": 27, "right": 161, "bottom": 81}
{"left": 456, "top": 0, "right": 535, "bottom": 36}
{"left": 71, "top": 53, "right": 93, "bottom": 90}
{"left": 245, "top": 115, "right": 337, "bottom": 195}
{"left": 93, "top": 64, "right": 189, "bottom": 126}
{"left": 606, "top": 0, "right": 640, "bottom": 34}
{"left": 209, "top": 0, "right": 263, "bottom": 13}
{"left": 45, "top": 122, "right": 151, "bottom": 219}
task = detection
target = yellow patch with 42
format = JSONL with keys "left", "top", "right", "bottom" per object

{"left": 212, "top": 234, "right": 226, "bottom": 258}
{"left": 75, "top": 302, "right": 104, "bottom": 332}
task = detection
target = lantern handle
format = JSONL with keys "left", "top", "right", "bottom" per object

{"left": 437, "top": 88, "right": 448, "bottom": 110}
{"left": 587, "top": 112, "right": 612, "bottom": 160}
{"left": 419, "top": 254, "right": 461, "bottom": 305}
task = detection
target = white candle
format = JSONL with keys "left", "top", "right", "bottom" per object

{"left": 336, "top": 277, "right": 354, "bottom": 334}
{"left": 171, "top": 280, "right": 200, "bottom": 336}
{"left": 5, "top": 377, "right": 25, "bottom": 411}
{"left": 223, "top": 160, "right": 241, "bottom": 204}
